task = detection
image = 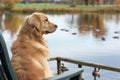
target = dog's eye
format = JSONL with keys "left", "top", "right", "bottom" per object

{"left": 45, "top": 18, "right": 48, "bottom": 22}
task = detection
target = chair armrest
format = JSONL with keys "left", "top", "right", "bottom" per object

{"left": 45, "top": 68, "right": 83, "bottom": 80}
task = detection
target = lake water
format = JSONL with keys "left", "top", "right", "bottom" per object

{"left": 0, "top": 13, "right": 120, "bottom": 80}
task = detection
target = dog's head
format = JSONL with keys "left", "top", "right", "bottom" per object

{"left": 26, "top": 12, "right": 57, "bottom": 35}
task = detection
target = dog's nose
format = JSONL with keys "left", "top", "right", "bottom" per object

{"left": 55, "top": 25, "right": 57, "bottom": 29}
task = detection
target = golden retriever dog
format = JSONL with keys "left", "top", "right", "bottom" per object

{"left": 11, "top": 12, "right": 57, "bottom": 80}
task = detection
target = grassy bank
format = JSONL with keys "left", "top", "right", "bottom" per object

{"left": 2, "top": 3, "right": 120, "bottom": 13}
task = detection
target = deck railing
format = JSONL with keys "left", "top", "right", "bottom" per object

{"left": 48, "top": 57, "right": 120, "bottom": 80}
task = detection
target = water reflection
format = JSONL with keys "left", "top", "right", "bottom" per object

{"left": 77, "top": 13, "right": 105, "bottom": 38}
{"left": 0, "top": 13, "right": 24, "bottom": 37}
{"left": 1, "top": 13, "right": 120, "bottom": 40}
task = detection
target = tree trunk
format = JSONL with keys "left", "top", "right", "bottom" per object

{"left": 91, "top": 0, "right": 94, "bottom": 6}
{"left": 85, "top": 0, "right": 89, "bottom": 5}
{"left": 24, "top": 0, "right": 29, "bottom": 4}
{"left": 70, "top": 0, "right": 75, "bottom": 7}
{"left": 97, "top": 0, "right": 99, "bottom": 5}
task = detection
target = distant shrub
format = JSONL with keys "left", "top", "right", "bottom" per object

{"left": 3, "top": 0, "right": 14, "bottom": 10}
{"left": 114, "top": 0, "right": 120, "bottom": 4}
{"left": 22, "top": 8, "right": 37, "bottom": 13}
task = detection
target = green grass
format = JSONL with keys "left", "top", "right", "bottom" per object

{"left": 15, "top": 3, "right": 119, "bottom": 9}
{"left": 11, "top": 3, "right": 120, "bottom": 13}
{"left": 15, "top": 3, "right": 69, "bottom": 9}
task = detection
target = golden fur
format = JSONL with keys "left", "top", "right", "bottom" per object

{"left": 11, "top": 12, "right": 57, "bottom": 80}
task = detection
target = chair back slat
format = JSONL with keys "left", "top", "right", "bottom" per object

{"left": 0, "top": 32, "right": 17, "bottom": 80}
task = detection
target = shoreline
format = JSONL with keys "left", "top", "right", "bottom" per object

{"left": 0, "top": 3, "right": 120, "bottom": 14}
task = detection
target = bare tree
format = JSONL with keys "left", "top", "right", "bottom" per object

{"left": 96, "top": 0, "right": 99, "bottom": 5}
{"left": 84, "top": 0, "right": 89, "bottom": 5}
{"left": 24, "top": 0, "right": 29, "bottom": 4}
{"left": 70, "top": 0, "right": 75, "bottom": 7}
{"left": 0, "top": 0, "right": 3, "bottom": 5}
{"left": 91, "top": 0, "right": 94, "bottom": 6}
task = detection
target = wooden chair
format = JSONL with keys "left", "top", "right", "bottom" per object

{"left": 0, "top": 32, "right": 83, "bottom": 80}
{"left": 0, "top": 32, "right": 17, "bottom": 80}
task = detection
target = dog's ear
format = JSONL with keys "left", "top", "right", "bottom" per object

{"left": 26, "top": 13, "right": 42, "bottom": 32}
